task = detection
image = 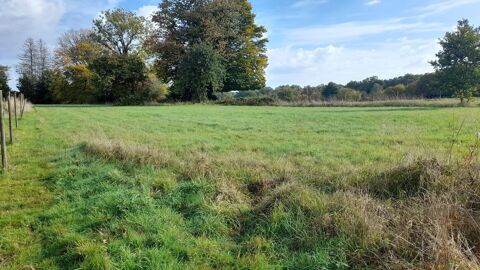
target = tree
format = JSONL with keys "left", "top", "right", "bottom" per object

{"left": 92, "top": 9, "right": 147, "bottom": 55}
{"left": 55, "top": 29, "right": 103, "bottom": 67}
{"left": 323, "top": 82, "right": 340, "bottom": 99}
{"left": 432, "top": 19, "right": 480, "bottom": 103}
{"left": 385, "top": 84, "right": 406, "bottom": 98}
{"left": 416, "top": 73, "right": 442, "bottom": 98}
{"left": 90, "top": 54, "right": 149, "bottom": 104}
{"left": 274, "top": 85, "right": 302, "bottom": 101}
{"left": 17, "top": 38, "right": 38, "bottom": 81}
{"left": 217, "top": 0, "right": 268, "bottom": 90}
{"left": 37, "top": 39, "right": 51, "bottom": 77}
{"left": 61, "top": 65, "right": 96, "bottom": 104}
{"left": 150, "top": 0, "right": 268, "bottom": 97}
{"left": 0, "top": 66, "right": 10, "bottom": 92}
{"left": 337, "top": 87, "right": 362, "bottom": 101}
{"left": 172, "top": 43, "right": 225, "bottom": 102}
{"left": 17, "top": 38, "right": 54, "bottom": 103}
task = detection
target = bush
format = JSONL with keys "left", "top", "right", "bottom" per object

{"left": 217, "top": 96, "right": 276, "bottom": 106}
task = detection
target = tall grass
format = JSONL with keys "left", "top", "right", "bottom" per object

{"left": 219, "top": 97, "right": 480, "bottom": 107}
{"left": 2, "top": 105, "right": 479, "bottom": 269}
{"left": 73, "top": 135, "right": 480, "bottom": 269}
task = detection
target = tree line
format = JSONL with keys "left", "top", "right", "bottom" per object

{"left": 10, "top": 0, "right": 267, "bottom": 104}
{"left": 220, "top": 19, "right": 480, "bottom": 104}
{"left": 1, "top": 3, "right": 479, "bottom": 104}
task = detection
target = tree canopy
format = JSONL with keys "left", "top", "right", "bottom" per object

{"left": 149, "top": 0, "right": 268, "bottom": 98}
{"left": 172, "top": 43, "right": 225, "bottom": 101}
{"left": 432, "top": 19, "right": 480, "bottom": 103}
{"left": 92, "top": 9, "right": 148, "bottom": 55}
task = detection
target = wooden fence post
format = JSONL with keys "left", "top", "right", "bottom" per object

{"left": 7, "top": 92, "right": 13, "bottom": 144}
{"left": 13, "top": 92, "right": 18, "bottom": 128}
{"left": 20, "top": 93, "right": 25, "bottom": 119}
{"left": 0, "top": 91, "right": 8, "bottom": 170}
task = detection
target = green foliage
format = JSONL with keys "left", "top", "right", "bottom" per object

{"left": 274, "top": 85, "right": 303, "bottom": 101}
{"left": 53, "top": 65, "right": 96, "bottom": 104}
{"left": 337, "top": 87, "right": 363, "bottom": 101}
{"left": 145, "top": 74, "right": 168, "bottom": 103}
{"left": 218, "top": 96, "right": 276, "bottom": 106}
{"left": 172, "top": 44, "right": 225, "bottom": 102}
{"left": 432, "top": 19, "right": 480, "bottom": 103}
{"left": 0, "top": 65, "right": 10, "bottom": 92}
{"left": 384, "top": 84, "right": 407, "bottom": 98}
{"left": 92, "top": 9, "right": 147, "bottom": 55}
{"left": 55, "top": 29, "right": 103, "bottom": 67}
{"left": 18, "top": 71, "right": 56, "bottom": 104}
{"left": 323, "top": 82, "right": 340, "bottom": 98}
{"left": 151, "top": 0, "right": 268, "bottom": 99}
{"left": 90, "top": 54, "right": 149, "bottom": 104}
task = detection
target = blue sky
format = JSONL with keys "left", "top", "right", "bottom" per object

{"left": 1, "top": 0, "right": 480, "bottom": 89}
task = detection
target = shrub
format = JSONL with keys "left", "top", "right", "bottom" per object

{"left": 217, "top": 96, "right": 276, "bottom": 106}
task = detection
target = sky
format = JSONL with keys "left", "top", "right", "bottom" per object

{"left": 1, "top": 0, "right": 480, "bottom": 89}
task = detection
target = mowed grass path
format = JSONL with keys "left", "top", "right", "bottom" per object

{"left": 0, "top": 105, "right": 479, "bottom": 269}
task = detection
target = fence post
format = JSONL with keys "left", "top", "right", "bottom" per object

{"left": 19, "top": 94, "right": 23, "bottom": 120}
{"left": 21, "top": 93, "right": 26, "bottom": 118}
{"left": 13, "top": 92, "right": 18, "bottom": 128}
{"left": 0, "top": 91, "right": 8, "bottom": 170}
{"left": 7, "top": 92, "right": 13, "bottom": 145}
{"left": 21, "top": 93, "right": 25, "bottom": 118}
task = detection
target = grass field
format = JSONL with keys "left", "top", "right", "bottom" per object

{"left": 1, "top": 105, "right": 479, "bottom": 269}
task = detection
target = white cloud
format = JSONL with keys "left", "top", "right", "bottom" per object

{"left": 366, "top": 0, "right": 381, "bottom": 6}
{"left": 137, "top": 5, "right": 157, "bottom": 19}
{"left": 285, "top": 19, "right": 446, "bottom": 46}
{"left": 0, "top": 0, "right": 66, "bottom": 88}
{"left": 0, "top": 0, "right": 66, "bottom": 40}
{"left": 0, "top": 0, "right": 123, "bottom": 89}
{"left": 266, "top": 38, "right": 440, "bottom": 87}
{"left": 419, "top": 0, "right": 480, "bottom": 16}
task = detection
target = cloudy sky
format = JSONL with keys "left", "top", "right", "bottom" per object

{"left": 1, "top": 0, "right": 479, "bottom": 89}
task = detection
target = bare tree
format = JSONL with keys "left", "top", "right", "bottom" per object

{"left": 37, "top": 39, "right": 51, "bottom": 77}
{"left": 17, "top": 38, "right": 38, "bottom": 80}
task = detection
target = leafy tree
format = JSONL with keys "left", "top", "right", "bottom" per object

{"left": 337, "top": 87, "right": 362, "bottom": 101}
{"left": 323, "top": 82, "right": 340, "bottom": 99}
{"left": 432, "top": 19, "right": 480, "bottom": 103}
{"left": 55, "top": 29, "right": 103, "bottom": 67}
{"left": 172, "top": 43, "right": 225, "bottom": 102}
{"left": 92, "top": 9, "right": 147, "bottom": 55}
{"left": 385, "top": 84, "right": 407, "bottom": 98}
{"left": 0, "top": 65, "right": 10, "bottom": 92}
{"left": 34, "top": 71, "right": 55, "bottom": 104}
{"left": 60, "top": 65, "right": 96, "bottom": 103}
{"left": 150, "top": 0, "right": 268, "bottom": 97}
{"left": 90, "top": 54, "right": 148, "bottom": 104}
{"left": 416, "top": 73, "right": 442, "bottom": 98}
{"left": 17, "top": 75, "right": 35, "bottom": 100}
{"left": 274, "top": 85, "right": 303, "bottom": 101}
{"left": 346, "top": 76, "right": 383, "bottom": 93}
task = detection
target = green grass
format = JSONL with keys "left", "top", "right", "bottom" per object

{"left": 1, "top": 105, "right": 479, "bottom": 269}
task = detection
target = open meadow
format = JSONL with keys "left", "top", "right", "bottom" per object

{"left": 1, "top": 105, "right": 480, "bottom": 269}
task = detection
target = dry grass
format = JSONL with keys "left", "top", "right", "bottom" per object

{"left": 2, "top": 96, "right": 33, "bottom": 115}
{"left": 276, "top": 98, "right": 480, "bottom": 108}
{"left": 84, "top": 136, "right": 480, "bottom": 269}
